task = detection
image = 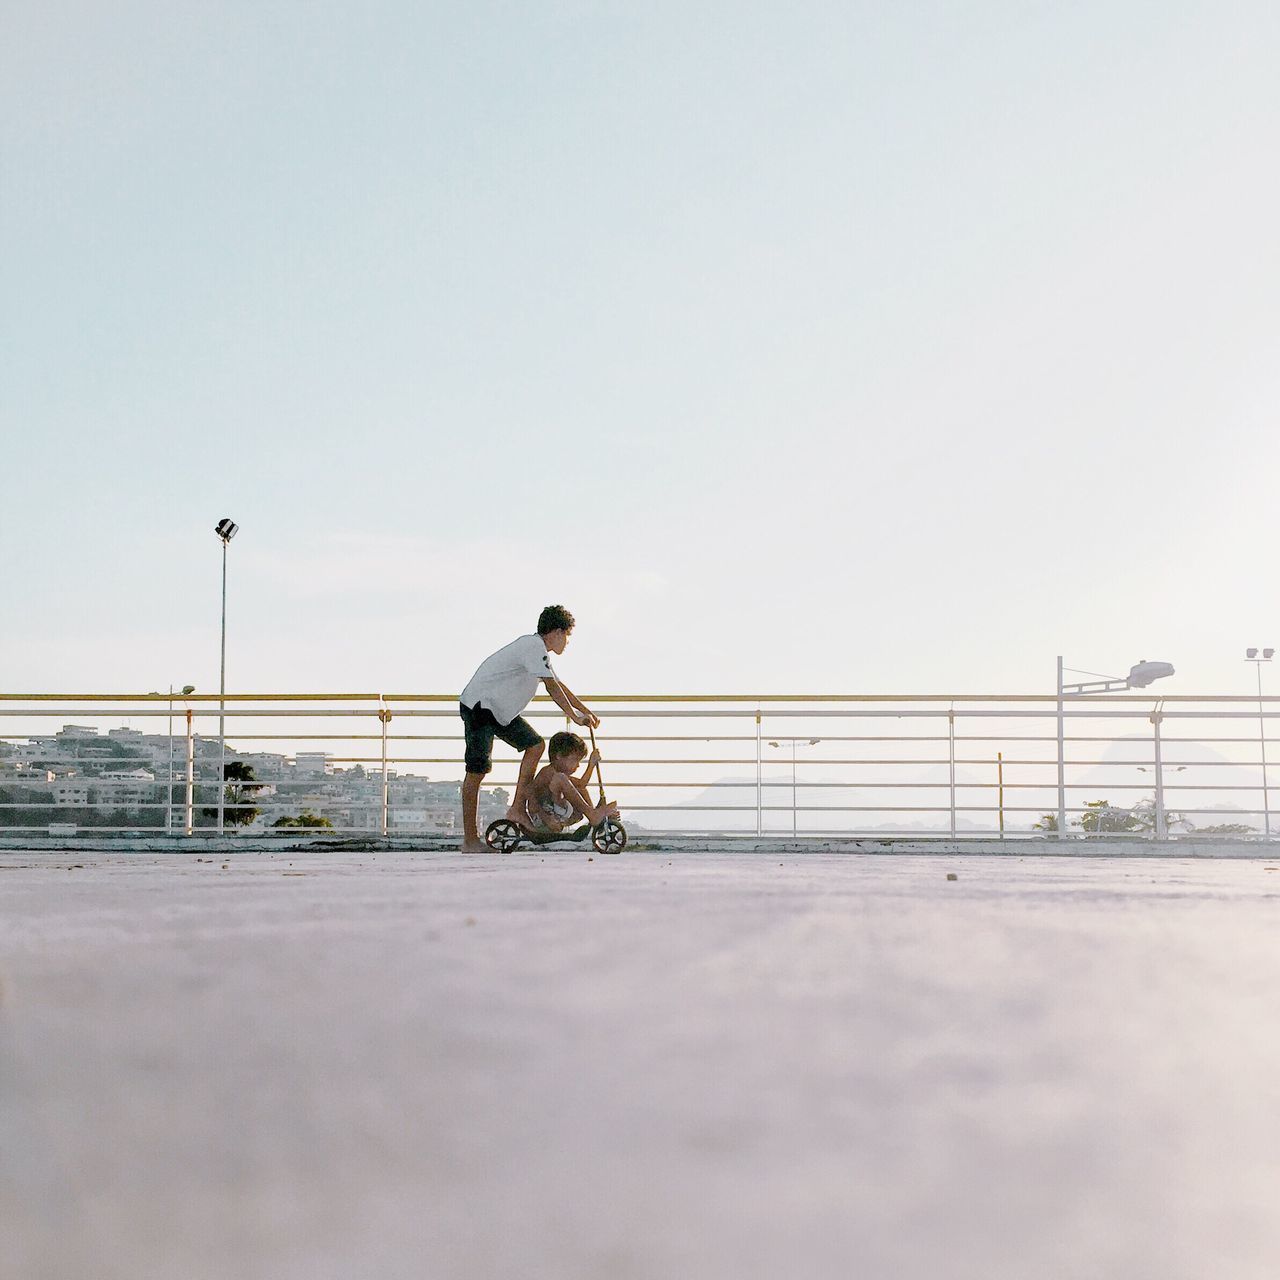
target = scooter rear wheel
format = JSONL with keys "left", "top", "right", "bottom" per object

{"left": 485, "top": 819, "right": 525, "bottom": 853}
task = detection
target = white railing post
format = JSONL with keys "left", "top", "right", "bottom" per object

{"left": 1151, "top": 704, "right": 1166, "bottom": 840}
{"left": 217, "top": 540, "right": 227, "bottom": 835}
{"left": 379, "top": 699, "right": 391, "bottom": 837}
{"left": 1056, "top": 655, "right": 1067, "bottom": 838}
{"left": 948, "top": 709, "right": 957, "bottom": 838}
{"left": 755, "top": 712, "right": 762, "bottom": 837}
{"left": 1256, "top": 663, "right": 1273, "bottom": 839}
{"left": 997, "top": 751, "right": 1005, "bottom": 838}
{"left": 184, "top": 708, "right": 195, "bottom": 836}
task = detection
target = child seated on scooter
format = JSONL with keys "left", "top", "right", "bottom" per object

{"left": 523, "top": 731, "right": 620, "bottom": 833}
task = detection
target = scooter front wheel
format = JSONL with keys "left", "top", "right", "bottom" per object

{"left": 592, "top": 818, "right": 627, "bottom": 855}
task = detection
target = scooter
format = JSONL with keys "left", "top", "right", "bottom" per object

{"left": 484, "top": 725, "right": 627, "bottom": 855}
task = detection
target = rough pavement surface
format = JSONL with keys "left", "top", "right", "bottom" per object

{"left": 2, "top": 851, "right": 1279, "bottom": 1280}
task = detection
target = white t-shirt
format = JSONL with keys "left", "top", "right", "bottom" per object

{"left": 460, "top": 634, "right": 558, "bottom": 726}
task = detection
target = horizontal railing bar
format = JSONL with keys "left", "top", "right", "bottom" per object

{"left": 5, "top": 757, "right": 1264, "bottom": 768}
{"left": 4, "top": 705, "right": 1279, "bottom": 721}
{"left": 1, "top": 804, "right": 1267, "bottom": 815}
{"left": 446, "top": 694, "right": 1280, "bottom": 705}
{"left": 2, "top": 743, "right": 1269, "bottom": 761}
{"left": 5, "top": 691, "right": 1277, "bottom": 705}
{"left": 0, "top": 694, "right": 387, "bottom": 703}
{"left": 0, "top": 780, "right": 1232, "bottom": 793}
{"left": 0, "top": 829, "right": 1202, "bottom": 839}
{"left": 3, "top": 761, "right": 1264, "bottom": 774}
{"left": 0, "top": 803, "right": 1176, "bottom": 815}
{"left": 15, "top": 755, "right": 1204, "bottom": 768}
{"left": 7, "top": 736, "right": 1271, "bottom": 754}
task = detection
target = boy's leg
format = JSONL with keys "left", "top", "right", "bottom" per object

{"left": 462, "top": 771, "right": 487, "bottom": 852}
{"left": 459, "top": 702, "right": 495, "bottom": 852}
{"left": 507, "top": 741, "right": 544, "bottom": 825}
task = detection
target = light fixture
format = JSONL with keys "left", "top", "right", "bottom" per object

{"left": 1127, "top": 660, "right": 1176, "bottom": 689}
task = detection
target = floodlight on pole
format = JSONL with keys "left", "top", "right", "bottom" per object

{"left": 768, "top": 737, "right": 821, "bottom": 837}
{"left": 214, "top": 519, "right": 238, "bottom": 834}
{"left": 1056, "top": 655, "right": 1175, "bottom": 838}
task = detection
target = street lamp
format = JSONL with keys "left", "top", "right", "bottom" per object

{"left": 768, "top": 738, "right": 821, "bottom": 837}
{"left": 215, "top": 519, "right": 238, "bottom": 834}
{"left": 1056, "top": 656, "right": 1175, "bottom": 838}
{"left": 1245, "top": 648, "right": 1274, "bottom": 837}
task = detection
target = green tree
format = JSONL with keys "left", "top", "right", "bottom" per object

{"left": 1034, "top": 796, "right": 1184, "bottom": 835}
{"left": 201, "top": 761, "right": 263, "bottom": 827}
{"left": 1125, "top": 797, "right": 1185, "bottom": 833}
{"left": 1078, "top": 799, "right": 1146, "bottom": 834}
{"left": 272, "top": 809, "right": 334, "bottom": 829}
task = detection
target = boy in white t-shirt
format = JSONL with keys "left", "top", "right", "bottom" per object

{"left": 459, "top": 604, "right": 600, "bottom": 852}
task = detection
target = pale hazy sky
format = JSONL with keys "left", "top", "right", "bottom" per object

{"left": 3, "top": 1, "right": 1278, "bottom": 699}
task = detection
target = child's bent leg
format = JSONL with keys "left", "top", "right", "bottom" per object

{"left": 563, "top": 776, "right": 615, "bottom": 825}
{"left": 462, "top": 772, "right": 487, "bottom": 852}
{"left": 546, "top": 776, "right": 581, "bottom": 827}
{"left": 507, "top": 742, "right": 545, "bottom": 825}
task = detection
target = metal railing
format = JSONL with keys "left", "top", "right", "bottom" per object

{"left": 0, "top": 691, "right": 1275, "bottom": 839}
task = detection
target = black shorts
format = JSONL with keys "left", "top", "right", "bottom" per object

{"left": 460, "top": 703, "right": 543, "bottom": 775}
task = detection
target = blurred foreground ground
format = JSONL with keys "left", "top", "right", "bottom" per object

{"left": 3, "top": 850, "right": 1279, "bottom": 1280}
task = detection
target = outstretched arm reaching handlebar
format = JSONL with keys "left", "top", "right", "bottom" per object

{"left": 544, "top": 679, "right": 600, "bottom": 729}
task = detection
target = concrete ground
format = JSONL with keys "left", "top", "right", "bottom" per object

{"left": 2, "top": 849, "right": 1279, "bottom": 1280}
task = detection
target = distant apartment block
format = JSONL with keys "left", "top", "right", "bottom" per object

{"left": 1, "top": 723, "right": 496, "bottom": 833}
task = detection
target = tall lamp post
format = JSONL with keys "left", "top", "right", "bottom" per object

{"left": 768, "top": 738, "right": 821, "bottom": 837}
{"left": 215, "top": 519, "right": 239, "bottom": 834}
{"left": 1056, "top": 656, "right": 1174, "bottom": 838}
{"left": 1245, "top": 648, "right": 1274, "bottom": 838}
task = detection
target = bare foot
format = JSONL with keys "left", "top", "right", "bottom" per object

{"left": 461, "top": 839, "right": 488, "bottom": 853}
{"left": 504, "top": 805, "right": 529, "bottom": 827}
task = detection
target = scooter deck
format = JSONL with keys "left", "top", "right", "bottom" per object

{"left": 521, "top": 823, "right": 593, "bottom": 847}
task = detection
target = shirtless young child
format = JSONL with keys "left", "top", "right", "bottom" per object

{"left": 523, "top": 731, "right": 620, "bottom": 833}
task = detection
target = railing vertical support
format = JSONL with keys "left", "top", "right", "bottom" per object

{"left": 378, "top": 699, "right": 391, "bottom": 837}
{"left": 1056, "top": 655, "right": 1067, "bottom": 838}
{"left": 948, "top": 709, "right": 957, "bottom": 838}
{"left": 755, "top": 712, "right": 762, "bottom": 837}
{"left": 1256, "top": 663, "right": 1273, "bottom": 839}
{"left": 218, "top": 539, "right": 227, "bottom": 836}
{"left": 166, "top": 692, "right": 174, "bottom": 835}
{"left": 997, "top": 751, "right": 1005, "bottom": 838}
{"left": 1151, "top": 704, "right": 1166, "bottom": 840}
{"left": 184, "top": 708, "right": 195, "bottom": 836}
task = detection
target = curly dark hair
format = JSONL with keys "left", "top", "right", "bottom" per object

{"left": 548, "top": 731, "right": 587, "bottom": 761}
{"left": 537, "top": 604, "right": 575, "bottom": 635}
